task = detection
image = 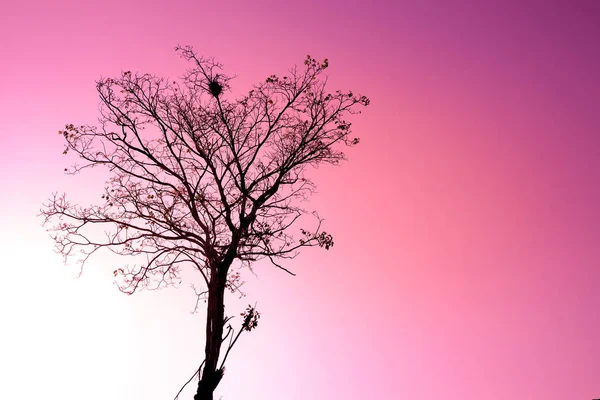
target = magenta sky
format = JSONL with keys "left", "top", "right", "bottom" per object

{"left": 1, "top": 1, "right": 599, "bottom": 399}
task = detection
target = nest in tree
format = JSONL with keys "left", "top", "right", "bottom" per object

{"left": 208, "top": 79, "right": 223, "bottom": 98}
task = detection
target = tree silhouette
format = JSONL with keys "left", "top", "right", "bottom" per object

{"left": 41, "top": 45, "right": 369, "bottom": 400}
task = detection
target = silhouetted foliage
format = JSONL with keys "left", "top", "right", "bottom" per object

{"left": 41, "top": 45, "right": 368, "bottom": 400}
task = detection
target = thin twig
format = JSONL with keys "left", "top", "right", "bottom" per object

{"left": 174, "top": 360, "right": 205, "bottom": 400}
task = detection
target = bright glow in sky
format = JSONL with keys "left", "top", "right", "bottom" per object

{"left": 1, "top": 1, "right": 599, "bottom": 399}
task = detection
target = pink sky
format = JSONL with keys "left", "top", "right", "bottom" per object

{"left": 1, "top": 1, "right": 599, "bottom": 399}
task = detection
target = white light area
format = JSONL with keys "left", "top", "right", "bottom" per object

{"left": 1, "top": 231, "right": 122, "bottom": 397}
{"left": 0, "top": 224, "right": 211, "bottom": 400}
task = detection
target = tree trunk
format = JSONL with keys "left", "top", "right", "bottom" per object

{"left": 194, "top": 260, "right": 228, "bottom": 400}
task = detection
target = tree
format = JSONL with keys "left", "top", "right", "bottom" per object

{"left": 41, "top": 45, "right": 369, "bottom": 400}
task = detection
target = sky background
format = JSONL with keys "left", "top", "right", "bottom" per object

{"left": 1, "top": 1, "right": 599, "bottom": 399}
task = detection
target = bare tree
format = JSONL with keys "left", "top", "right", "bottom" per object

{"left": 41, "top": 45, "right": 369, "bottom": 400}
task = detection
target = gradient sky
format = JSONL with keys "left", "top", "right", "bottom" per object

{"left": 1, "top": 1, "right": 599, "bottom": 399}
